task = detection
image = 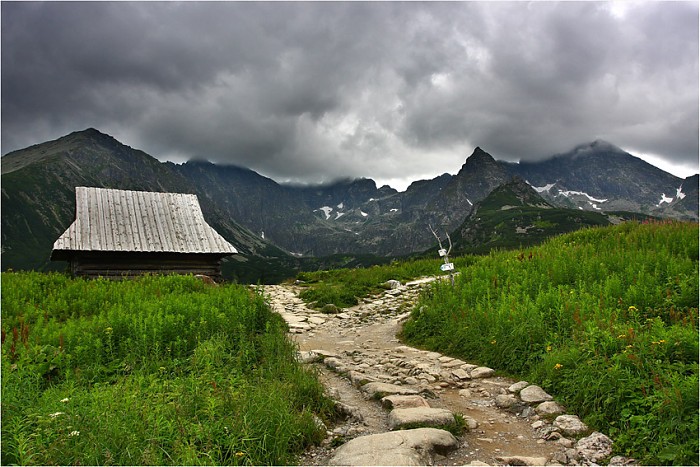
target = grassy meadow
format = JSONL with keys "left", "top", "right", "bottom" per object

{"left": 1, "top": 274, "right": 334, "bottom": 465}
{"left": 402, "top": 220, "right": 698, "bottom": 464}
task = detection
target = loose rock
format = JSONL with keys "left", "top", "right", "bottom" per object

{"left": 508, "top": 381, "right": 530, "bottom": 393}
{"left": 470, "top": 366, "right": 495, "bottom": 378}
{"left": 554, "top": 414, "right": 589, "bottom": 436}
{"left": 519, "top": 385, "right": 553, "bottom": 404}
{"left": 535, "top": 401, "right": 566, "bottom": 416}
{"left": 576, "top": 431, "right": 613, "bottom": 463}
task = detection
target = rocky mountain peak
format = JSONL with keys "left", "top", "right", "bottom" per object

{"left": 461, "top": 146, "right": 498, "bottom": 169}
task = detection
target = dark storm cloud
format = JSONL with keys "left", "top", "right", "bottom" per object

{"left": 2, "top": 2, "right": 697, "bottom": 189}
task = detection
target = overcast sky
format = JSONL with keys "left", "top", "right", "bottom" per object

{"left": 2, "top": 1, "right": 698, "bottom": 190}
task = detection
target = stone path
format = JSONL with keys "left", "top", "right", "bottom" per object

{"left": 263, "top": 278, "right": 632, "bottom": 466}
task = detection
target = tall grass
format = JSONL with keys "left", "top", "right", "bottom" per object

{"left": 1, "top": 273, "right": 334, "bottom": 465}
{"left": 402, "top": 221, "right": 698, "bottom": 464}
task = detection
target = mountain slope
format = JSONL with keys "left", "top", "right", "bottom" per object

{"left": 2, "top": 128, "right": 696, "bottom": 278}
{"left": 0, "top": 129, "right": 294, "bottom": 282}
{"left": 452, "top": 177, "right": 612, "bottom": 254}
{"left": 507, "top": 140, "right": 696, "bottom": 219}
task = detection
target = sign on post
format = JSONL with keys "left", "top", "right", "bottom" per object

{"left": 429, "top": 224, "right": 456, "bottom": 287}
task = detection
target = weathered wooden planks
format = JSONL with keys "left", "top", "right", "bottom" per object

{"left": 53, "top": 187, "right": 237, "bottom": 254}
{"left": 51, "top": 187, "right": 237, "bottom": 279}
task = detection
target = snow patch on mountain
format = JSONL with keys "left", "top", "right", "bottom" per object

{"left": 657, "top": 193, "right": 674, "bottom": 206}
{"left": 317, "top": 206, "right": 333, "bottom": 220}
{"left": 676, "top": 186, "right": 686, "bottom": 200}
{"left": 530, "top": 182, "right": 556, "bottom": 193}
{"left": 360, "top": 210, "right": 368, "bottom": 217}
{"left": 335, "top": 211, "right": 345, "bottom": 220}
{"left": 337, "top": 202, "right": 344, "bottom": 209}
{"left": 557, "top": 190, "right": 608, "bottom": 203}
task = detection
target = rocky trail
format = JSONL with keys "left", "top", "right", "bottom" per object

{"left": 262, "top": 279, "right": 633, "bottom": 466}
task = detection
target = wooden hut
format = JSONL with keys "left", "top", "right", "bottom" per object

{"left": 51, "top": 187, "right": 237, "bottom": 280}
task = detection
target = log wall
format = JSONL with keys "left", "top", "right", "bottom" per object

{"left": 68, "top": 252, "right": 225, "bottom": 281}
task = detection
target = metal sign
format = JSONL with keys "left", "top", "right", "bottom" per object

{"left": 438, "top": 248, "right": 447, "bottom": 257}
{"left": 440, "top": 262, "right": 454, "bottom": 272}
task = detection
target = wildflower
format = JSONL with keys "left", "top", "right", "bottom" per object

{"left": 546, "top": 345, "right": 552, "bottom": 352}
{"left": 659, "top": 339, "right": 666, "bottom": 344}
{"left": 554, "top": 363, "right": 563, "bottom": 370}
{"left": 104, "top": 327, "right": 113, "bottom": 334}
{"left": 628, "top": 306, "right": 638, "bottom": 313}
{"left": 490, "top": 340, "right": 497, "bottom": 345}
{"left": 235, "top": 452, "right": 245, "bottom": 458}
{"left": 69, "top": 431, "right": 80, "bottom": 437}
{"left": 60, "top": 398, "right": 70, "bottom": 403}
{"left": 49, "top": 412, "right": 65, "bottom": 418}
{"left": 617, "top": 334, "right": 626, "bottom": 339}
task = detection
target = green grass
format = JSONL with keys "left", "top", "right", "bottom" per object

{"left": 1, "top": 273, "right": 334, "bottom": 465}
{"left": 402, "top": 220, "right": 698, "bottom": 464}
{"left": 296, "top": 257, "right": 477, "bottom": 309}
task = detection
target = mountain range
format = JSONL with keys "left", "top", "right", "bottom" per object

{"left": 1, "top": 128, "right": 697, "bottom": 281}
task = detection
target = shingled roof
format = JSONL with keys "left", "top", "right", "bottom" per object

{"left": 52, "top": 187, "right": 237, "bottom": 259}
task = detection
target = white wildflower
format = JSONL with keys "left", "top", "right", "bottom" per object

{"left": 60, "top": 398, "right": 70, "bottom": 403}
{"left": 69, "top": 430, "right": 80, "bottom": 437}
{"left": 49, "top": 412, "right": 65, "bottom": 418}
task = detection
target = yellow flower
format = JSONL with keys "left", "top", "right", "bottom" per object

{"left": 628, "top": 306, "right": 638, "bottom": 313}
{"left": 617, "top": 334, "right": 626, "bottom": 339}
{"left": 546, "top": 345, "right": 552, "bottom": 352}
{"left": 554, "top": 363, "right": 563, "bottom": 370}
{"left": 235, "top": 452, "right": 245, "bottom": 458}
{"left": 490, "top": 340, "right": 497, "bottom": 345}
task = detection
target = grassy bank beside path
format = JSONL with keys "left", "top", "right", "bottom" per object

{"left": 402, "top": 221, "right": 699, "bottom": 465}
{"left": 1, "top": 273, "right": 334, "bottom": 465}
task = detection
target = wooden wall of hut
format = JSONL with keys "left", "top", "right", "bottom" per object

{"left": 67, "top": 252, "right": 226, "bottom": 281}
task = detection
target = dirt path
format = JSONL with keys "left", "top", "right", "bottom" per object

{"left": 263, "top": 279, "right": 616, "bottom": 466}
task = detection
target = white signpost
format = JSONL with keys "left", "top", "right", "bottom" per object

{"left": 429, "top": 225, "right": 455, "bottom": 286}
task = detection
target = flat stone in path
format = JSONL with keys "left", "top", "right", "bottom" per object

{"left": 361, "top": 382, "right": 420, "bottom": 399}
{"left": 388, "top": 407, "right": 455, "bottom": 430}
{"left": 328, "top": 428, "right": 459, "bottom": 466}
{"left": 381, "top": 394, "right": 430, "bottom": 409}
